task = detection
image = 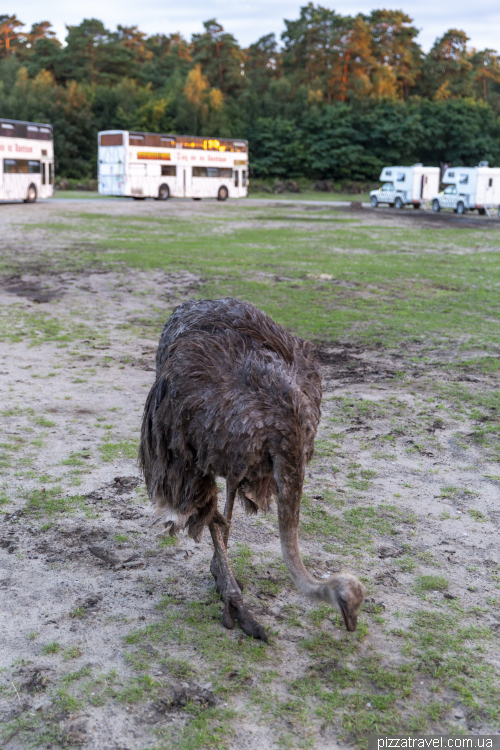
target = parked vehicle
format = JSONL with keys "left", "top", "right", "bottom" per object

{"left": 0, "top": 118, "right": 54, "bottom": 203}
{"left": 432, "top": 162, "right": 500, "bottom": 215}
{"left": 370, "top": 164, "right": 440, "bottom": 209}
{"left": 98, "top": 130, "right": 248, "bottom": 200}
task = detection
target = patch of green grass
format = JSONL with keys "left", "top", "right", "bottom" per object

{"left": 469, "top": 509, "right": 486, "bottom": 522}
{"left": 61, "top": 451, "right": 91, "bottom": 467}
{"left": 158, "top": 533, "right": 178, "bottom": 547}
{"left": 62, "top": 664, "right": 92, "bottom": 683}
{"left": 230, "top": 543, "right": 254, "bottom": 585}
{"left": 158, "top": 707, "right": 236, "bottom": 750}
{"left": 62, "top": 645, "right": 83, "bottom": 660}
{"left": 414, "top": 575, "right": 449, "bottom": 593}
{"left": 163, "top": 657, "right": 197, "bottom": 679}
{"left": 42, "top": 641, "right": 61, "bottom": 655}
{"left": 114, "top": 533, "right": 130, "bottom": 543}
{"left": 34, "top": 416, "right": 56, "bottom": 427}
{"left": 23, "top": 486, "right": 85, "bottom": 517}
{"left": 302, "top": 500, "right": 414, "bottom": 553}
{"left": 99, "top": 439, "right": 138, "bottom": 462}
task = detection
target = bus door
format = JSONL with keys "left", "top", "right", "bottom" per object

{"left": 41, "top": 161, "right": 53, "bottom": 196}
{"left": 234, "top": 169, "right": 239, "bottom": 195}
{"left": 182, "top": 167, "right": 192, "bottom": 198}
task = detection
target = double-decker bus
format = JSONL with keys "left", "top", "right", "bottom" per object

{"left": 0, "top": 118, "right": 54, "bottom": 202}
{"left": 98, "top": 130, "right": 248, "bottom": 200}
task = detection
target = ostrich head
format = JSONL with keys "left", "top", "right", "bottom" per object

{"left": 320, "top": 573, "right": 366, "bottom": 632}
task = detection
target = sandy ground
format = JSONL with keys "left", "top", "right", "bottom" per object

{"left": 0, "top": 199, "right": 499, "bottom": 750}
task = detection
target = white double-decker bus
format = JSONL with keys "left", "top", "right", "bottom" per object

{"left": 0, "top": 118, "right": 54, "bottom": 203}
{"left": 98, "top": 130, "right": 248, "bottom": 201}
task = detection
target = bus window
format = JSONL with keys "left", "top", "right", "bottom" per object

{"left": 193, "top": 167, "right": 233, "bottom": 178}
{"left": 49, "top": 163, "right": 53, "bottom": 184}
{"left": 242, "top": 171, "right": 247, "bottom": 187}
{"left": 234, "top": 170, "right": 239, "bottom": 187}
{"left": 161, "top": 165, "right": 176, "bottom": 176}
{"left": 42, "top": 163, "right": 47, "bottom": 185}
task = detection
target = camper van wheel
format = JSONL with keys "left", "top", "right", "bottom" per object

{"left": 24, "top": 184, "right": 37, "bottom": 204}
{"left": 413, "top": 203, "right": 420, "bottom": 209}
{"left": 456, "top": 201, "right": 466, "bottom": 215}
{"left": 217, "top": 186, "right": 228, "bottom": 201}
{"left": 478, "top": 208, "right": 486, "bottom": 215}
{"left": 157, "top": 184, "right": 170, "bottom": 201}
{"left": 394, "top": 197, "right": 403, "bottom": 210}
{"left": 370, "top": 196, "right": 378, "bottom": 208}
{"left": 432, "top": 199, "right": 440, "bottom": 212}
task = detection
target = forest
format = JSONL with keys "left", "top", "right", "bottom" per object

{"left": 1, "top": 7, "right": 500, "bottom": 180}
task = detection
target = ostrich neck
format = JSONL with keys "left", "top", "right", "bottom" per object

{"left": 277, "top": 500, "right": 327, "bottom": 602}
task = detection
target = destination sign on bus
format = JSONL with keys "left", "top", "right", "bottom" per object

{"left": 137, "top": 152, "right": 172, "bottom": 161}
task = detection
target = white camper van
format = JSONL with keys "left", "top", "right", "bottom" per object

{"left": 370, "top": 165, "right": 440, "bottom": 209}
{"left": 432, "top": 162, "right": 500, "bottom": 215}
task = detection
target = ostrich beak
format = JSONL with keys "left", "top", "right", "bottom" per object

{"left": 340, "top": 603, "right": 358, "bottom": 632}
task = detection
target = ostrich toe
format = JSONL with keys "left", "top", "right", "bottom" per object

{"left": 224, "top": 592, "right": 268, "bottom": 642}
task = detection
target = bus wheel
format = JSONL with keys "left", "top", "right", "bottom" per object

{"left": 193, "top": 197, "right": 202, "bottom": 201}
{"left": 457, "top": 201, "right": 466, "bottom": 215}
{"left": 432, "top": 199, "right": 440, "bottom": 212}
{"left": 370, "top": 196, "right": 378, "bottom": 208}
{"left": 395, "top": 197, "right": 403, "bottom": 209}
{"left": 157, "top": 184, "right": 170, "bottom": 201}
{"left": 25, "top": 184, "right": 37, "bottom": 203}
{"left": 217, "top": 186, "right": 228, "bottom": 202}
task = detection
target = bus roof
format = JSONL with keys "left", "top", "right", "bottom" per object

{"left": 99, "top": 130, "right": 247, "bottom": 152}
{"left": 0, "top": 118, "right": 52, "bottom": 130}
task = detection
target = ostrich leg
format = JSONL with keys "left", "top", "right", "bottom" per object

{"left": 210, "top": 481, "right": 244, "bottom": 590}
{"left": 209, "top": 520, "right": 267, "bottom": 642}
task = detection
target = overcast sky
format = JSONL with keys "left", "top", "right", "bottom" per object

{"left": 16, "top": 0, "right": 500, "bottom": 52}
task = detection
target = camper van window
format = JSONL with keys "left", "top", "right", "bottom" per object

{"left": 386, "top": 171, "right": 392, "bottom": 176}
{"left": 448, "top": 172, "right": 454, "bottom": 177}
{"left": 444, "top": 185, "right": 457, "bottom": 195}
{"left": 397, "top": 172, "right": 405, "bottom": 181}
{"left": 381, "top": 183, "right": 394, "bottom": 191}
{"left": 459, "top": 175, "right": 468, "bottom": 184}
{"left": 489, "top": 178, "right": 493, "bottom": 187}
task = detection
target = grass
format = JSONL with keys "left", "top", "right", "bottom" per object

{"left": 99, "top": 439, "right": 138, "bottom": 462}
{"left": 2, "top": 197, "right": 500, "bottom": 749}
{"left": 42, "top": 641, "right": 61, "bottom": 655}
{"left": 23, "top": 486, "right": 85, "bottom": 517}
{"left": 3, "top": 203, "right": 500, "bottom": 351}
{"left": 414, "top": 575, "right": 449, "bottom": 593}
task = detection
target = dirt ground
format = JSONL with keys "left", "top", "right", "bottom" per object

{"left": 0, "top": 198, "right": 499, "bottom": 750}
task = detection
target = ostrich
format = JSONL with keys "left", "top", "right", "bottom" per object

{"left": 139, "top": 298, "right": 365, "bottom": 641}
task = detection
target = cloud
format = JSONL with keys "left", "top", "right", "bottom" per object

{"left": 16, "top": 0, "right": 500, "bottom": 52}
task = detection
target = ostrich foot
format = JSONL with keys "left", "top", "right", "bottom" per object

{"left": 209, "top": 521, "right": 267, "bottom": 642}
{"left": 211, "top": 563, "right": 266, "bottom": 641}
{"left": 221, "top": 591, "right": 268, "bottom": 642}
